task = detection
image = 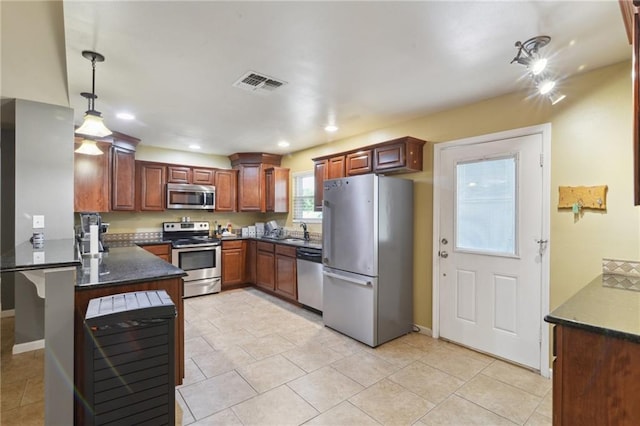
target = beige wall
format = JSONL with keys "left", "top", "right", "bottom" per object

{"left": 282, "top": 61, "right": 637, "bottom": 329}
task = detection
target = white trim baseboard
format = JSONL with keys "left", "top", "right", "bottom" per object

{"left": 13, "top": 339, "right": 45, "bottom": 354}
{"left": 413, "top": 324, "right": 433, "bottom": 336}
{"left": 1, "top": 309, "right": 15, "bottom": 318}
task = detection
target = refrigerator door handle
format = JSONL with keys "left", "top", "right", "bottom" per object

{"left": 323, "top": 199, "right": 331, "bottom": 265}
{"left": 323, "top": 271, "right": 371, "bottom": 287}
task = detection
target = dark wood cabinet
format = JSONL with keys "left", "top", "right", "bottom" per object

{"left": 274, "top": 244, "right": 297, "bottom": 301}
{"left": 265, "top": 167, "right": 289, "bottom": 213}
{"left": 346, "top": 150, "right": 373, "bottom": 175}
{"left": 246, "top": 239, "right": 256, "bottom": 284}
{"left": 328, "top": 156, "right": 346, "bottom": 179}
{"left": 552, "top": 324, "right": 640, "bottom": 425}
{"left": 167, "top": 166, "right": 192, "bottom": 184}
{"left": 139, "top": 242, "right": 171, "bottom": 262}
{"left": 230, "top": 153, "right": 287, "bottom": 213}
{"left": 314, "top": 160, "right": 328, "bottom": 211}
{"left": 111, "top": 146, "right": 136, "bottom": 211}
{"left": 193, "top": 168, "right": 215, "bottom": 185}
{"left": 255, "top": 241, "right": 275, "bottom": 290}
{"left": 221, "top": 240, "right": 246, "bottom": 288}
{"left": 136, "top": 161, "right": 166, "bottom": 211}
{"left": 214, "top": 169, "right": 238, "bottom": 212}
{"left": 74, "top": 139, "right": 111, "bottom": 212}
{"left": 373, "top": 136, "right": 425, "bottom": 174}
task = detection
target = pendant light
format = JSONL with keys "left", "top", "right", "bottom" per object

{"left": 74, "top": 138, "right": 104, "bottom": 156}
{"left": 75, "top": 50, "right": 112, "bottom": 138}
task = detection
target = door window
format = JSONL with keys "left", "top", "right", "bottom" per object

{"left": 455, "top": 155, "right": 517, "bottom": 256}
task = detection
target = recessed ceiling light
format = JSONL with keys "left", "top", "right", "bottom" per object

{"left": 116, "top": 112, "right": 135, "bottom": 120}
{"left": 538, "top": 79, "right": 556, "bottom": 95}
{"left": 325, "top": 125, "right": 338, "bottom": 132}
{"left": 189, "top": 144, "right": 201, "bottom": 150}
{"left": 278, "top": 140, "right": 290, "bottom": 148}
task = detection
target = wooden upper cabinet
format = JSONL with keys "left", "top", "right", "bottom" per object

{"left": 265, "top": 167, "right": 289, "bottom": 213}
{"left": 373, "top": 136, "right": 425, "bottom": 174}
{"left": 192, "top": 168, "right": 215, "bottom": 185}
{"left": 314, "top": 160, "right": 328, "bottom": 211}
{"left": 214, "top": 169, "right": 238, "bottom": 212}
{"left": 136, "top": 161, "right": 166, "bottom": 211}
{"left": 327, "top": 156, "right": 346, "bottom": 179}
{"left": 229, "top": 153, "right": 284, "bottom": 212}
{"left": 74, "top": 138, "right": 111, "bottom": 212}
{"left": 111, "top": 146, "right": 136, "bottom": 211}
{"left": 167, "top": 166, "right": 192, "bottom": 184}
{"left": 346, "top": 150, "right": 373, "bottom": 176}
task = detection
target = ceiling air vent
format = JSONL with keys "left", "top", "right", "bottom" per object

{"left": 233, "top": 71, "right": 287, "bottom": 94}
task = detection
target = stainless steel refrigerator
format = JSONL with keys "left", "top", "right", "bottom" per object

{"left": 322, "top": 174, "right": 413, "bottom": 347}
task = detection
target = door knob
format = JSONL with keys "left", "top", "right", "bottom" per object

{"left": 440, "top": 251, "right": 448, "bottom": 258}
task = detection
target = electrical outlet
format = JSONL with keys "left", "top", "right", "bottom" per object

{"left": 33, "top": 215, "right": 45, "bottom": 229}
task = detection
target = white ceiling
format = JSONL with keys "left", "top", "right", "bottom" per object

{"left": 63, "top": 1, "right": 631, "bottom": 156}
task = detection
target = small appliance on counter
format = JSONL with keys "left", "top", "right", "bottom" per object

{"left": 263, "top": 220, "right": 285, "bottom": 239}
{"left": 76, "top": 212, "right": 109, "bottom": 254}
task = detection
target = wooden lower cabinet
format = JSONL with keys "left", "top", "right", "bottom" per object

{"left": 139, "top": 242, "right": 172, "bottom": 262}
{"left": 552, "top": 324, "right": 640, "bottom": 425}
{"left": 256, "top": 241, "right": 275, "bottom": 290}
{"left": 74, "top": 277, "right": 184, "bottom": 424}
{"left": 274, "top": 244, "right": 297, "bottom": 301}
{"left": 221, "top": 240, "right": 246, "bottom": 288}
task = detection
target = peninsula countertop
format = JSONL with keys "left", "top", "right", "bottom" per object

{"left": 544, "top": 274, "right": 640, "bottom": 343}
{"left": 75, "top": 245, "right": 186, "bottom": 290}
{"left": 0, "top": 238, "right": 81, "bottom": 273}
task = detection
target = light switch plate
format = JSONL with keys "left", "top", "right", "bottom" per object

{"left": 33, "top": 215, "right": 45, "bottom": 229}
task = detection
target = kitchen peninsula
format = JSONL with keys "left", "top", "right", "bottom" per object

{"left": 545, "top": 273, "right": 640, "bottom": 425}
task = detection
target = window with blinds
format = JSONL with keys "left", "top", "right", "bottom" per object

{"left": 292, "top": 171, "right": 322, "bottom": 222}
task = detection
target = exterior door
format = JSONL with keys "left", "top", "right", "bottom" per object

{"left": 437, "top": 131, "right": 546, "bottom": 370}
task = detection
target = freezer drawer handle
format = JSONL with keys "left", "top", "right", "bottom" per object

{"left": 323, "top": 271, "right": 371, "bottom": 287}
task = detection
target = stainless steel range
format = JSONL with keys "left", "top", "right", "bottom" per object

{"left": 163, "top": 221, "right": 221, "bottom": 298}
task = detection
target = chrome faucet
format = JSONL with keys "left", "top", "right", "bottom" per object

{"left": 300, "top": 222, "right": 310, "bottom": 241}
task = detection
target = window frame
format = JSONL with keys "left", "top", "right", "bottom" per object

{"left": 291, "top": 170, "right": 322, "bottom": 224}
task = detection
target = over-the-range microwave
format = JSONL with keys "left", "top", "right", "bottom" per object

{"left": 166, "top": 183, "right": 216, "bottom": 210}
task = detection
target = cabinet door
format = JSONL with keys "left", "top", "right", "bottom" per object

{"left": 167, "top": 166, "right": 192, "bottom": 184}
{"left": 275, "top": 245, "right": 297, "bottom": 301}
{"left": 236, "top": 164, "right": 263, "bottom": 212}
{"left": 111, "top": 146, "right": 136, "bottom": 211}
{"left": 265, "top": 168, "right": 275, "bottom": 212}
{"left": 74, "top": 140, "right": 111, "bottom": 212}
{"left": 214, "top": 169, "right": 238, "bottom": 212}
{"left": 346, "top": 150, "right": 373, "bottom": 175}
{"left": 137, "top": 162, "right": 166, "bottom": 211}
{"left": 193, "top": 168, "right": 216, "bottom": 185}
{"left": 222, "top": 241, "right": 246, "bottom": 288}
{"left": 256, "top": 250, "right": 275, "bottom": 290}
{"left": 373, "top": 142, "right": 406, "bottom": 171}
{"left": 140, "top": 243, "right": 172, "bottom": 262}
{"left": 314, "top": 160, "right": 328, "bottom": 211}
{"left": 327, "top": 156, "right": 346, "bottom": 179}
{"left": 267, "top": 167, "right": 289, "bottom": 213}
{"left": 246, "top": 240, "right": 256, "bottom": 284}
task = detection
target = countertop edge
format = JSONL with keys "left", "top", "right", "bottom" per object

{"left": 545, "top": 314, "right": 640, "bottom": 344}
{"left": 2, "top": 260, "right": 82, "bottom": 273}
{"left": 75, "top": 270, "right": 187, "bottom": 291}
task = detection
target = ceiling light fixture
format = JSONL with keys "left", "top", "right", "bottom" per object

{"left": 278, "top": 141, "right": 290, "bottom": 148}
{"left": 189, "top": 144, "right": 201, "bottom": 150}
{"left": 511, "top": 36, "right": 565, "bottom": 105}
{"left": 74, "top": 139, "right": 104, "bottom": 156}
{"left": 75, "top": 50, "right": 112, "bottom": 138}
{"left": 116, "top": 112, "right": 135, "bottom": 120}
{"left": 325, "top": 125, "right": 338, "bottom": 132}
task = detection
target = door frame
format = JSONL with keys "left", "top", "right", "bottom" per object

{"left": 432, "top": 123, "right": 551, "bottom": 378}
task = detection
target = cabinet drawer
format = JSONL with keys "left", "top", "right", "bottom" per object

{"left": 140, "top": 243, "right": 171, "bottom": 256}
{"left": 222, "top": 240, "right": 244, "bottom": 250}
{"left": 256, "top": 241, "right": 275, "bottom": 253}
{"left": 275, "top": 244, "right": 296, "bottom": 257}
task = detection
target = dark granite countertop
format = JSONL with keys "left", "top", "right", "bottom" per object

{"left": 545, "top": 274, "right": 640, "bottom": 343}
{"left": 0, "top": 239, "right": 81, "bottom": 273}
{"left": 75, "top": 245, "right": 186, "bottom": 290}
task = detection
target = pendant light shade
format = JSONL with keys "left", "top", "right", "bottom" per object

{"left": 74, "top": 139, "right": 104, "bottom": 156}
{"left": 75, "top": 50, "right": 112, "bottom": 138}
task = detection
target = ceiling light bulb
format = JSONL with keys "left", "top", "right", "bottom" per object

{"left": 538, "top": 80, "right": 556, "bottom": 95}
{"left": 189, "top": 144, "right": 201, "bottom": 150}
{"left": 74, "top": 139, "right": 103, "bottom": 156}
{"left": 75, "top": 112, "right": 112, "bottom": 138}
{"left": 278, "top": 141, "right": 290, "bottom": 148}
{"left": 530, "top": 58, "right": 547, "bottom": 75}
{"left": 324, "top": 125, "right": 338, "bottom": 132}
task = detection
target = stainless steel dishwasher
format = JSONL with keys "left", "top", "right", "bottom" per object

{"left": 296, "top": 246, "right": 323, "bottom": 313}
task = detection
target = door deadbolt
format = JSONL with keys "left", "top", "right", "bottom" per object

{"left": 441, "top": 238, "right": 448, "bottom": 245}
{"left": 440, "top": 251, "right": 449, "bottom": 258}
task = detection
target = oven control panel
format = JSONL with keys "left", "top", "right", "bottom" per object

{"left": 163, "top": 221, "right": 210, "bottom": 232}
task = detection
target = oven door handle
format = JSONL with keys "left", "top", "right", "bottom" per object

{"left": 173, "top": 245, "right": 219, "bottom": 253}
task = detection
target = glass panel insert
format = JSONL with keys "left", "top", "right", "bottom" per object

{"left": 456, "top": 156, "right": 517, "bottom": 255}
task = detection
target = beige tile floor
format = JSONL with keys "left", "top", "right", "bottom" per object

{"left": 0, "top": 287, "right": 552, "bottom": 425}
